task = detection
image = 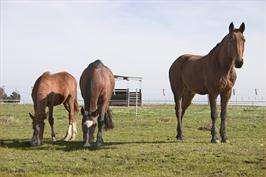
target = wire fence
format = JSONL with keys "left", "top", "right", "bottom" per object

{"left": 0, "top": 88, "right": 266, "bottom": 106}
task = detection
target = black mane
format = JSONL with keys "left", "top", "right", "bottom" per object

{"left": 208, "top": 42, "right": 220, "bottom": 56}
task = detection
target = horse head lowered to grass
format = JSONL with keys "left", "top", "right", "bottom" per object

{"left": 29, "top": 72, "right": 79, "bottom": 146}
{"left": 169, "top": 22, "right": 246, "bottom": 143}
{"left": 80, "top": 60, "right": 115, "bottom": 147}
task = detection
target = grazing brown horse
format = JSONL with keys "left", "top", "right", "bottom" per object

{"left": 80, "top": 60, "right": 115, "bottom": 147}
{"left": 169, "top": 22, "right": 246, "bottom": 143}
{"left": 29, "top": 72, "right": 79, "bottom": 146}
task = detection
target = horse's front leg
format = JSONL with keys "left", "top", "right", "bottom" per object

{"left": 220, "top": 90, "right": 232, "bottom": 143}
{"left": 209, "top": 93, "right": 219, "bottom": 143}
{"left": 83, "top": 123, "right": 96, "bottom": 147}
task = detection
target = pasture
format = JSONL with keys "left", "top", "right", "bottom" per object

{"left": 0, "top": 104, "right": 265, "bottom": 177}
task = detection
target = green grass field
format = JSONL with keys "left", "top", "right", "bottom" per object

{"left": 0, "top": 104, "right": 265, "bottom": 177}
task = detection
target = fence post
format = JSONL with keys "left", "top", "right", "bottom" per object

{"left": 163, "top": 88, "right": 166, "bottom": 104}
{"left": 135, "top": 89, "right": 138, "bottom": 118}
{"left": 127, "top": 88, "right": 130, "bottom": 107}
{"left": 140, "top": 89, "right": 142, "bottom": 106}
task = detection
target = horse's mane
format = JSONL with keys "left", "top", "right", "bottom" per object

{"left": 42, "top": 71, "right": 50, "bottom": 76}
{"left": 207, "top": 42, "right": 220, "bottom": 56}
{"left": 207, "top": 33, "right": 231, "bottom": 57}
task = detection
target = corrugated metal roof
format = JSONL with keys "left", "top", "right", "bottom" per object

{"left": 114, "top": 75, "right": 142, "bottom": 81}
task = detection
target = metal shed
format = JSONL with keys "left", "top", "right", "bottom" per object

{"left": 110, "top": 75, "right": 142, "bottom": 107}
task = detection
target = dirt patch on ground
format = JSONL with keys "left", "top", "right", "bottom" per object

{"left": 158, "top": 118, "right": 171, "bottom": 122}
{"left": 0, "top": 116, "right": 13, "bottom": 125}
{"left": 198, "top": 122, "right": 212, "bottom": 131}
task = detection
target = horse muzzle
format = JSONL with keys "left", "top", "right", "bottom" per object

{"left": 235, "top": 59, "right": 243, "bottom": 68}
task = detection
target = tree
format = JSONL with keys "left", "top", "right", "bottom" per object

{"left": 10, "top": 91, "right": 21, "bottom": 100}
{"left": 0, "top": 87, "right": 7, "bottom": 100}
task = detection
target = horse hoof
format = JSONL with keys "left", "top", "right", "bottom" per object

{"left": 221, "top": 139, "right": 229, "bottom": 143}
{"left": 176, "top": 135, "right": 184, "bottom": 141}
{"left": 30, "top": 141, "right": 41, "bottom": 146}
{"left": 64, "top": 137, "right": 71, "bottom": 142}
{"left": 52, "top": 137, "right": 57, "bottom": 142}
{"left": 95, "top": 141, "right": 104, "bottom": 147}
{"left": 83, "top": 143, "right": 91, "bottom": 148}
{"left": 211, "top": 139, "right": 220, "bottom": 143}
{"left": 30, "top": 139, "right": 42, "bottom": 146}
{"left": 30, "top": 141, "right": 37, "bottom": 146}
{"left": 69, "top": 138, "right": 75, "bottom": 141}
{"left": 69, "top": 134, "right": 76, "bottom": 141}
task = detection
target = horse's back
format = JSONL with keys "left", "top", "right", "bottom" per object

{"left": 32, "top": 71, "right": 77, "bottom": 105}
{"left": 169, "top": 54, "right": 205, "bottom": 94}
{"left": 169, "top": 54, "right": 202, "bottom": 79}
{"left": 80, "top": 60, "right": 115, "bottom": 102}
{"left": 39, "top": 72, "right": 76, "bottom": 91}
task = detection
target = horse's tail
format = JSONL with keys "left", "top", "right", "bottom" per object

{"left": 104, "top": 108, "right": 114, "bottom": 130}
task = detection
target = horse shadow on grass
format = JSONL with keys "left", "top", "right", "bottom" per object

{"left": 0, "top": 138, "right": 177, "bottom": 152}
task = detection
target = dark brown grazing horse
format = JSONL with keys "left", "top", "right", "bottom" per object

{"left": 169, "top": 22, "right": 246, "bottom": 143}
{"left": 29, "top": 72, "right": 79, "bottom": 146}
{"left": 80, "top": 60, "right": 115, "bottom": 147}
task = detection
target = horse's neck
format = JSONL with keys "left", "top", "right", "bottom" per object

{"left": 207, "top": 42, "right": 234, "bottom": 76}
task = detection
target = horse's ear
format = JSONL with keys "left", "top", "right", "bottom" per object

{"left": 81, "top": 107, "right": 84, "bottom": 115}
{"left": 29, "top": 113, "right": 35, "bottom": 119}
{"left": 229, "top": 22, "right": 234, "bottom": 33}
{"left": 239, "top": 22, "right": 245, "bottom": 33}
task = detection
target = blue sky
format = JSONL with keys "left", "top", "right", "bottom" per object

{"left": 0, "top": 0, "right": 265, "bottom": 102}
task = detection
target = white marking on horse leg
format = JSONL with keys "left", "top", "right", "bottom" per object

{"left": 64, "top": 124, "right": 73, "bottom": 141}
{"left": 70, "top": 122, "right": 77, "bottom": 140}
{"left": 73, "top": 122, "right": 77, "bottom": 134}
{"left": 35, "top": 124, "right": 42, "bottom": 145}
{"left": 52, "top": 136, "right": 56, "bottom": 142}
{"left": 51, "top": 127, "right": 56, "bottom": 142}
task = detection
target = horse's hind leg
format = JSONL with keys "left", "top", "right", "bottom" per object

{"left": 174, "top": 91, "right": 195, "bottom": 141}
{"left": 174, "top": 92, "right": 184, "bottom": 141}
{"left": 95, "top": 112, "right": 105, "bottom": 147}
{"left": 95, "top": 100, "right": 108, "bottom": 147}
{"left": 64, "top": 98, "right": 77, "bottom": 141}
{"left": 181, "top": 91, "right": 195, "bottom": 120}
{"left": 48, "top": 106, "right": 56, "bottom": 142}
{"left": 63, "top": 102, "right": 70, "bottom": 112}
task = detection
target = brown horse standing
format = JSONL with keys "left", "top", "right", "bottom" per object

{"left": 169, "top": 22, "right": 246, "bottom": 143}
{"left": 29, "top": 72, "right": 79, "bottom": 146}
{"left": 80, "top": 60, "right": 115, "bottom": 147}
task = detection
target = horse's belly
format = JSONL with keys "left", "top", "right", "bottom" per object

{"left": 47, "top": 93, "right": 65, "bottom": 106}
{"left": 182, "top": 63, "right": 208, "bottom": 95}
{"left": 197, "top": 90, "right": 208, "bottom": 95}
{"left": 183, "top": 77, "right": 208, "bottom": 95}
{"left": 189, "top": 86, "right": 208, "bottom": 95}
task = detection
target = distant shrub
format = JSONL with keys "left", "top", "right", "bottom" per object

{"left": 0, "top": 87, "right": 20, "bottom": 103}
